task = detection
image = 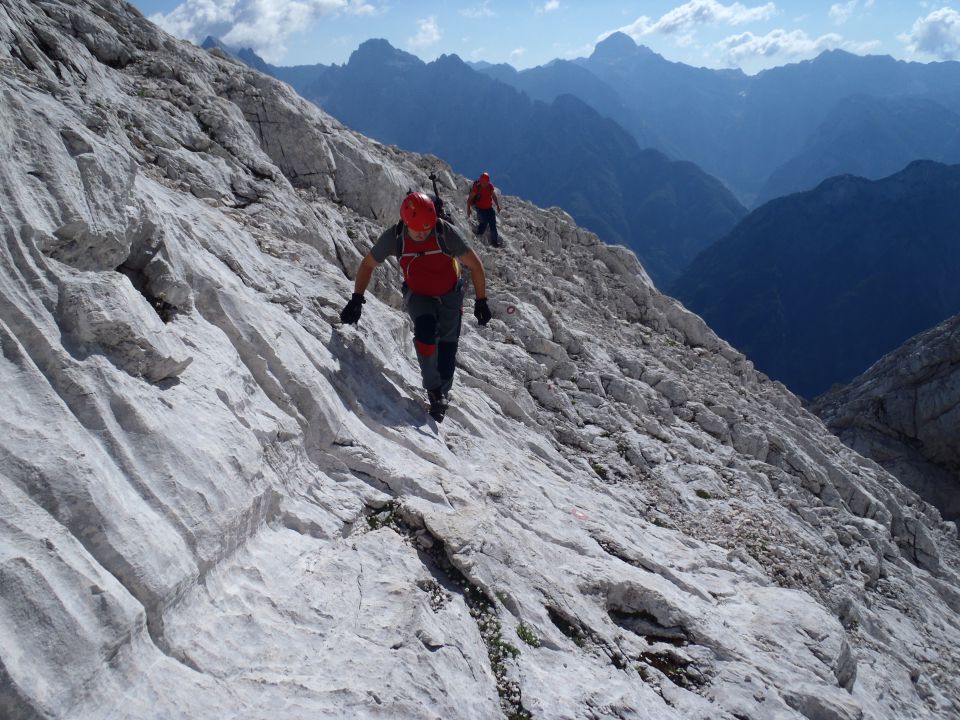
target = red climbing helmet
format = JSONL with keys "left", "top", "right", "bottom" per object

{"left": 400, "top": 191, "right": 437, "bottom": 232}
{"left": 479, "top": 172, "right": 490, "bottom": 185}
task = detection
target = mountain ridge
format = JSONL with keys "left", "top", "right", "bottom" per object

{"left": 755, "top": 95, "right": 960, "bottom": 203}
{"left": 671, "top": 159, "right": 960, "bottom": 398}
{"left": 479, "top": 32, "right": 960, "bottom": 203}
{"left": 237, "top": 31, "right": 960, "bottom": 207}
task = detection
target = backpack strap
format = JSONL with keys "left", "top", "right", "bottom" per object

{"left": 435, "top": 218, "right": 449, "bottom": 253}
{"left": 394, "top": 220, "right": 405, "bottom": 258}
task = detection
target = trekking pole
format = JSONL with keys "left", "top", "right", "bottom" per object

{"left": 428, "top": 172, "right": 445, "bottom": 219}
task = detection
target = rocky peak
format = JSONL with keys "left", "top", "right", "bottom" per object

{"left": 348, "top": 37, "right": 422, "bottom": 71}
{"left": 590, "top": 31, "right": 642, "bottom": 63}
{"left": 199, "top": 35, "right": 225, "bottom": 51}
{"left": 1, "top": 1, "right": 958, "bottom": 718}
{"left": 814, "top": 314, "right": 960, "bottom": 521}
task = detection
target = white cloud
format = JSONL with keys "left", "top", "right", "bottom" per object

{"left": 461, "top": 2, "right": 495, "bottom": 19}
{"left": 509, "top": 48, "right": 527, "bottom": 62}
{"left": 718, "top": 29, "right": 839, "bottom": 62}
{"left": 850, "top": 38, "right": 881, "bottom": 54}
{"left": 717, "top": 27, "right": 878, "bottom": 64}
{"left": 899, "top": 7, "right": 960, "bottom": 60}
{"left": 345, "top": 0, "right": 377, "bottom": 15}
{"left": 829, "top": 0, "right": 857, "bottom": 25}
{"left": 829, "top": 0, "right": 873, "bottom": 25}
{"left": 610, "top": 0, "right": 777, "bottom": 41}
{"left": 149, "top": 0, "right": 377, "bottom": 62}
{"left": 561, "top": 42, "right": 597, "bottom": 59}
{"left": 537, "top": 1, "right": 560, "bottom": 14}
{"left": 408, "top": 16, "right": 441, "bottom": 50}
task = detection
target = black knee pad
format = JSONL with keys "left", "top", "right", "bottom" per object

{"left": 414, "top": 314, "right": 439, "bottom": 343}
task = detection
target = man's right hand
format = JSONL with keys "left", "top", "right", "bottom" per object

{"left": 474, "top": 298, "right": 492, "bottom": 326}
{"left": 340, "top": 293, "right": 365, "bottom": 324}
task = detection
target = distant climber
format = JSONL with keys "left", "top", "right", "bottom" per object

{"left": 467, "top": 172, "right": 502, "bottom": 247}
{"left": 340, "top": 191, "right": 492, "bottom": 423}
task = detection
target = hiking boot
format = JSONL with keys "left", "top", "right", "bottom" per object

{"left": 427, "top": 389, "right": 447, "bottom": 423}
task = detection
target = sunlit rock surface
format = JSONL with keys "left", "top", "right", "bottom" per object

{"left": 1, "top": 2, "right": 958, "bottom": 718}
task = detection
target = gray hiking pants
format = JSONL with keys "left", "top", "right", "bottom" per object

{"left": 475, "top": 207, "right": 499, "bottom": 246}
{"left": 404, "top": 281, "right": 464, "bottom": 395}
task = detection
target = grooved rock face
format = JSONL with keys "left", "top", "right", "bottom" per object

{"left": 3, "top": 92, "right": 139, "bottom": 271}
{"left": 57, "top": 270, "right": 192, "bottom": 381}
{"left": 814, "top": 314, "right": 960, "bottom": 521}
{"left": 1, "top": 2, "right": 959, "bottom": 719}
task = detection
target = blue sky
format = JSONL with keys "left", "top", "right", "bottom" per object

{"left": 129, "top": 1, "right": 960, "bottom": 74}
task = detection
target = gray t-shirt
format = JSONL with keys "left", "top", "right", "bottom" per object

{"left": 369, "top": 220, "right": 470, "bottom": 263}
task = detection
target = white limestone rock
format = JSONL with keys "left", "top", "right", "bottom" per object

{"left": 690, "top": 402, "right": 729, "bottom": 439}
{"left": 814, "top": 314, "right": 960, "bottom": 522}
{"left": 731, "top": 421, "right": 771, "bottom": 461}
{"left": 2, "top": 90, "right": 138, "bottom": 271}
{"left": 56, "top": 270, "right": 192, "bottom": 381}
{"left": 604, "top": 377, "right": 653, "bottom": 415}
{"left": 0, "top": 474, "right": 147, "bottom": 718}
{"left": 654, "top": 377, "right": 690, "bottom": 406}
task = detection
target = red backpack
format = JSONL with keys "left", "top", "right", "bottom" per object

{"left": 469, "top": 180, "right": 495, "bottom": 210}
{"left": 393, "top": 220, "right": 459, "bottom": 296}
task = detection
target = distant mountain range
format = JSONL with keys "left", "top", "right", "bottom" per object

{"left": 670, "top": 160, "right": 960, "bottom": 399}
{"left": 478, "top": 33, "right": 960, "bottom": 205}
{"left": 208, "top": 37, "right": 746, "bottom": 285}
{"left": 468, "top": 54, "right": 664, "bottom": 152}
{"left": 754, "top": 95, "right": 960, "bottom": 205}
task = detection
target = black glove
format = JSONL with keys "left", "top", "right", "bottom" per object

{"left": 474, "top": 298, "right": 491, "bottom": 326}
{"left": 340, "top": 293, "right": 365, "bottom": 324}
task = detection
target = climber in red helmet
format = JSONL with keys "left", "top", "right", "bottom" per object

{"left": 340, "top": 191, "right": 492, "bottom": 423}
